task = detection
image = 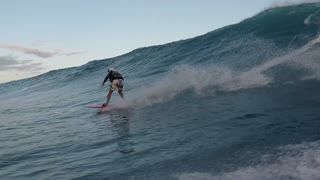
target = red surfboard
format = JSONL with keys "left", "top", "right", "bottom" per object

{"left": 85, "top": 106, "right": 107, "bottom": 109}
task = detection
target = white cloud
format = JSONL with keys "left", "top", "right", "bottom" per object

{"left": 0, "top": 55, "right": 45, "bottom": 72}
{"left": 0, "top": 44, "right": 85, "bottom": 58}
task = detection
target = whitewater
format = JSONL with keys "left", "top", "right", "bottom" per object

{"left": 1, "top": 3, "right": 320, "bottom": 180}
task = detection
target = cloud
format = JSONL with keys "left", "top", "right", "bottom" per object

{"left": 0, "top": 44, "right": 85, "bottom": 58}
{"left": 0, "top": 55, "right": 20, "bottom": 66}
{"left": 0, "top": 45, "right": 56, "bottom": 58}
{"left": 0, "top": 55, "right": 45, "bottom": 72}
{"left": 65, "top": 51, "right": 85, "bottom": 56}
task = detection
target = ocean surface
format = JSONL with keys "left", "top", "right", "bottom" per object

{"left": 1, "top": 3, "right": 320, "bottom": 180}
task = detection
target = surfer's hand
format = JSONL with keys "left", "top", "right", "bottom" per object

{"left": 101, "top": 83, "right": 104, "bottom": 87}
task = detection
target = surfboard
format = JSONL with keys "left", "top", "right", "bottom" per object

{"left": 85, "top": 105, "right": 107, "bottom": 109}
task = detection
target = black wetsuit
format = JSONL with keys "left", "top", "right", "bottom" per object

{"left": 102, "top": 70, "right": 124, "bottom": 84}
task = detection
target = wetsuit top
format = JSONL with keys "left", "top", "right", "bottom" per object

{"left": 102, "top": 70, "right": 124, "bottom": 84}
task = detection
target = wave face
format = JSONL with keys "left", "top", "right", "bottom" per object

{"left": 1, "top": 3, "right": 320, "bottom": 180}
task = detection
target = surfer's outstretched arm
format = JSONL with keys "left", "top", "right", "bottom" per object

{"left": 101, "top": 72, "right": 111, "bottom": 87}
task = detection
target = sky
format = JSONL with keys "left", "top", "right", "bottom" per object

{"left": 0, "top": 0, "right": 312, "bottom": 83}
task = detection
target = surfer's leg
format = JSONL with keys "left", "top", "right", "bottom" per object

{"left": 117, "top": 79, "right": 124, "bottom": 99}
{"left": 118, "top": 90, "right": 124, "bottom": 99}
{"left": 104, "top": 89, "right": 113, "bottom": 106}
{"left": 103, "top": 81, "right": 117, "bottom": 106}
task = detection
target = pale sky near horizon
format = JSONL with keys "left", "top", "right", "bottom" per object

{"left": 0, "top": 0, "right": 312, "bottom": 83}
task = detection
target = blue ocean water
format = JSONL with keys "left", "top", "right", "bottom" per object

{"left": 1, "top": 3, "right": 320, "bottom": 180}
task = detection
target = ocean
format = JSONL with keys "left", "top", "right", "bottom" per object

{"left": 1, "top": 3, "right": 320, "bottom": 180}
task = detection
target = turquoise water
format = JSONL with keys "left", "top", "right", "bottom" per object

{"left": 1, "top": 3, "right": 320, "bottom": 180}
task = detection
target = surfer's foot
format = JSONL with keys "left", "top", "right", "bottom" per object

{"left": 102, "top": 103, "right": 108, "bottom": 107}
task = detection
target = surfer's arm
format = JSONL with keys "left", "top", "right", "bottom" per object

{"left": 101, "top": 73, "right": 110, "bottom": 87}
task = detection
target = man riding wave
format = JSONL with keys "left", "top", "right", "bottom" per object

{"left": 101, "top": 68, "right": 124, "bottom": 107}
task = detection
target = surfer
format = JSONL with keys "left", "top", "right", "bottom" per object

{"left": 101, "top": 68, "right": 124, "bottom": 107}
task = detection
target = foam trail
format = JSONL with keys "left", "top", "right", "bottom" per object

{"left": 124, "top": 65, "right": 271, "bottom": 108}
{"left": 249, "top": 35, "right": 320, "bottom": 74}
{"left": 304, "top": 10, "right": 320, "bottom": 24}
{"left": 123, "top": 35, "right": 320, "bottom": 108}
